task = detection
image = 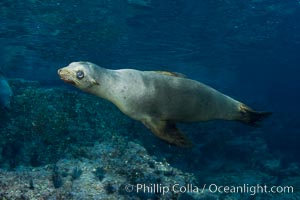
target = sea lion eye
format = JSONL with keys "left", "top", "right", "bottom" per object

{"left": 76, "top": 70, "right": 84, "bottom": 79}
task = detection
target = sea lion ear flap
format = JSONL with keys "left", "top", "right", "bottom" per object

{"left": 91, "top": 79, "right": 100, "bottom": 85}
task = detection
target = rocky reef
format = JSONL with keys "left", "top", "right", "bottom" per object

{"left": 0, "top": 142, "right": 199, "bottom": 200}
{"left": 0, "top": 79, "right": 299, "bottom": 199}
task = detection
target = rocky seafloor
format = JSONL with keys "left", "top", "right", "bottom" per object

{"left": 0, "top": 79, "right": 299, "bottom": 200}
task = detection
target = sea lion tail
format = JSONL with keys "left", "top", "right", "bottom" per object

{"left": 238, "top": 104, "right": 272, "bottom": 126}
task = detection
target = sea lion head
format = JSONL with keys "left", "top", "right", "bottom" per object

{"left": 58, "top": 62, "right": 99, "bottom": 90}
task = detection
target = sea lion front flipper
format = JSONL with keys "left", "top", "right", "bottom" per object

{"left": 142, "top": 119, "right": 192, "bottom": 148}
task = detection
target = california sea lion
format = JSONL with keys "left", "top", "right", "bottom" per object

{"left": 0, "top": 70, "right": 13, "bottom": 110}
{"left": 58, "top": 62, "right": 271, "bottom": 147}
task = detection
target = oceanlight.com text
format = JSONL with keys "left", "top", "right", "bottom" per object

{"left": 123, "top": 183, "right": 294, "bottom": 196}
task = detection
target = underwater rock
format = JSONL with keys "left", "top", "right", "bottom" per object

{"left": 0, "top": 141, "right": 297, "bottom": 199}
{"left": 0, "top": 79, "right": 132, "bottom": 168}
{"left": 0, "top": 142, "right": 201, "bottom": 199}
{"left": 261, "top": 159, "right": 282, "bottom": 174}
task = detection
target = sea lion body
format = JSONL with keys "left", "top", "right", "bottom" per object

{"left": 104, "top": 69, "right": 239, "bottom": 122}
{"left": 58, "top": 62, "right": 271, "bottom": 147}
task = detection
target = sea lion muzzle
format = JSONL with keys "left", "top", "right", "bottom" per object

{"left": 57, "top": 68, "right": 76, "bottom": 85}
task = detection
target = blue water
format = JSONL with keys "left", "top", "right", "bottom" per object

{"left": 0, "top": 0, "right": 299, "bottom": 199}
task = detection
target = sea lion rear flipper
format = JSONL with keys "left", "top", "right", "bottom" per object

{"left": 142, "top": 119, "right": 192, "bottom": 148}
{"left": 238, "top": 104, "right": 272, "bottom": 126}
